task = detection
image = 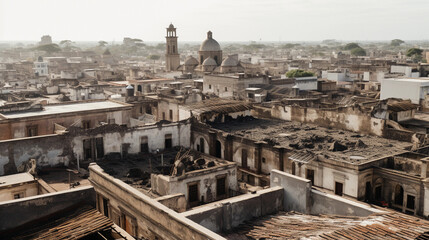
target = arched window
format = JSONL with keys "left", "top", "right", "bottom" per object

{"left": 137, "top": 85, "right": 142, "bottom": 92}
{"left": 215, "top": 140, "right": 222, "bottom": 158}
{"left": 200, "top": 56, "right": 204, "bottom": 64}
{"left": 173, "top": 45, "right": 176, "bottom": 54}
{"left": 214, "top": 56, "right": 218, "bottom": 65}
{"left": 168, "top": 45, "right": 170, "bottom": 54}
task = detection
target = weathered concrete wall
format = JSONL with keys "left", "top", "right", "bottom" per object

{"left": 155, "top": 193, "right": 187, "bottom": 213}
{"left": 182, "top": 186, "right": 283, "bottom": 233}
{"left": 151, "top": 160, "right": 237, "bottom": 204}
{"left": 253, "top": 105, "right": 384, "bottom": 137}
{"left": 0, "top": 186, "right": 94, "bottom": 232}
{"left": 1, "top": 108, "right": 131, "bottom": 140}
{"left": 72, "top": 121, "right": 191, "bottom": 161}
{"left": 383, "top": 128, "right": 414, "bottom": 142}
{"left": 270, "top": 170, "right": 311, "bottom": 213}
{"left": 0, "top": 134, "right": 69, "bottom": 175}
{"left": 269, "top": 170, "right": 384, "bottom": 217}
{"left": 0, "top": 181, "right": 38, "bottom": 201}
{"left": 310, "top": 189, "right": 384, "bottom": 216}
{"left": 0, "top": 121, "right": 191, "bottom": 176}
{"left": 89, "top": 164, "right": 224, "bottom": 240}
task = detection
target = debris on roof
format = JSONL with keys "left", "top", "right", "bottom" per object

{"left": 224, "top": 211, "right": 429, "bottom": 240}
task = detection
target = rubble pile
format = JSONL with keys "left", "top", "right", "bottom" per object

{"left": 212, "top": 118, "right": 411, "bottom": 163}
{"left": 170, "top": 148, "right": 215, "bottom": 176}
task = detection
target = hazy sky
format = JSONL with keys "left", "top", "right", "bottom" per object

{"left": 1, "top": 0, "right": 428, "bottom": 42}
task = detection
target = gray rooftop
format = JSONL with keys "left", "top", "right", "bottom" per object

{"left": 2, "top": 101, "right": 128, "bottom": 119}
{"left": 0, "top": 172, "right": 35, "bottom": 187}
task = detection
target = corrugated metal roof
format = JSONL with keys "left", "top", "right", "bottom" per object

{"left": 289, "top": 151, "right": 316, "bottom": 163}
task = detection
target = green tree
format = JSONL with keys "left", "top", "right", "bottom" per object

{"left": 281, "top": 43, "right": 300, "bottom": 49}
{"left": 148, "top": 54, "right": 160, "bottom": 61}
{"left": 406, "top": 48, "right": 423, "bottom": 62}
{"left": 98, "top": 40, "right": 108, "bottom": 47}
{"left": 390, "top": 39, "right": 405, "bottom": 47}
{"left": 34, "top": 44, "right": 61, "bottom": 54}
{"left": 351, "top": 47, "right": 366, "bottom": 56}
{"left": 286, "top": 69, "right": 315, "bottom": 78}
{"left": 344, "top": 43, "right": 361, "bottom": 50}
{"left": 59, "top": 40, "right": 77, "bottom": 51}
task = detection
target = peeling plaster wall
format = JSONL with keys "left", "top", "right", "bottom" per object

{"left": 0, "top": 135, "right": 69, "bottom": 175}
{"left": 255, "top": 105, "right": 384, "bottom": 137}
{"left": 182, "top": 187, "right": 283, "bottom": 233}
{"left": 270, "top": 170, "right": 311, "bottom": 213}
{"left": 192, "top": 134, "right": 210, "bottom": 155}
{"left": 1, "top": 109, "right": 131, "bottom": 141}
{"left": 0, "top": 186, "right": 95, "bottom": 232}
{"left": 310, "top": 189, "right": 384, "bottom": 216}
{"left": 0, "top": 122, "right": 191, "bottom": 176}
{"left": 151, "top": 163, "right": 238, "bottom": 204}
{"left": 0, "top": 181, "right": 38, "bottom": 201}
{"left": 72, "top": 122, "right": 191, "bottom": 161}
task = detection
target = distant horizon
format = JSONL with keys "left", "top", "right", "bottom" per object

{"left": 1, "top": 0, "right": 429, "bottom": 42}
{"left": 1, "top": 39, "right": 429, "bottom": 45}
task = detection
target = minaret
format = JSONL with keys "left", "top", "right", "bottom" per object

{"left": 165, "top": 23, "right": 180, "bottom": 71}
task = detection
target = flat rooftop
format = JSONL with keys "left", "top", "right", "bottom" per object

{"left": 210, "top": 118, "right": 411, "bottom": 164}
{"left": 1, "top": 101, "right": 129, "bottom": 119}
{"left": 0, "top": 172, "right": 34, "bottom": 187}
{"left": 224, "top": 211, "right": 429, "bottom": 239}
{"left": 385, "top": 77, "right": 429, "bottom": 83}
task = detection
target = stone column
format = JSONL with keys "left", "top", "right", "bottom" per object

{"left": 225, "top": 134, "right": 234, "bottom": 161}
{"left": 421, "top": 157, "right": 429, "bottom": 178}
{"left": 209, "top": 131, "right": 217, "bottom": 157}
{"left": 254, "top": 142, "right": 263, "bottom": 174}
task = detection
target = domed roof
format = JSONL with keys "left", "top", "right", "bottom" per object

{"left": 184, "top": 56, "right": 199, "bottom": 66}
{"left": 221, "top": 55, "right": 239, "bottom": 67}
{"left": 199, "top": 31, "right": 221, "bottom": 52}
{"left": 202, "top": 57, "right": 217, "bottom": 66}
{"left": 168, "top": 23, "right": 174, "bottom": 28}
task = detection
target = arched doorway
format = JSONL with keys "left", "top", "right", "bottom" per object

{"left": 241, "top": 149, "right": 248, "bottom": 168}
{"left": 215, "top": 140, "right": 222, "bottom": 158}
{"left": 365, "top": 181, "right": 372, "bottom": 201}
{"left": 199, "top": 137, "right": 205, "bottom": 153}
{"left": 137, "top": 85, "right": 142, "bottom": 92}
{"left": 394, "top": 184, "right": 404, "bottom": 206}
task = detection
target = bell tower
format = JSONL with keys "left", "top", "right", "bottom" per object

{"left": 165, "top": 23, "right": 180, "bottom": 71}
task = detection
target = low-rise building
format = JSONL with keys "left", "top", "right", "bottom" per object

{"left": 0, "top": 100, "right": 132, "bottom": 140}
{"left": 381, "top": 78, "right": 429, "bottom": 104}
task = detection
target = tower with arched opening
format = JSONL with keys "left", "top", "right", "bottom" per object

{"left": 165, "top": 23, "right": 180, "bottom": 71}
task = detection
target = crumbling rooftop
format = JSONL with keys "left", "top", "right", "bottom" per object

{"left": 182, "top": 98, "right": 252, "bottom": 115}
{"left": 224, "top": 210, "right": 429, "bottom": 240}
{"left": 97, "top": 149, "right": 228, "bottom": 196}
{"left": 210, "top": 118, "right": 411, "bottom": 164}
